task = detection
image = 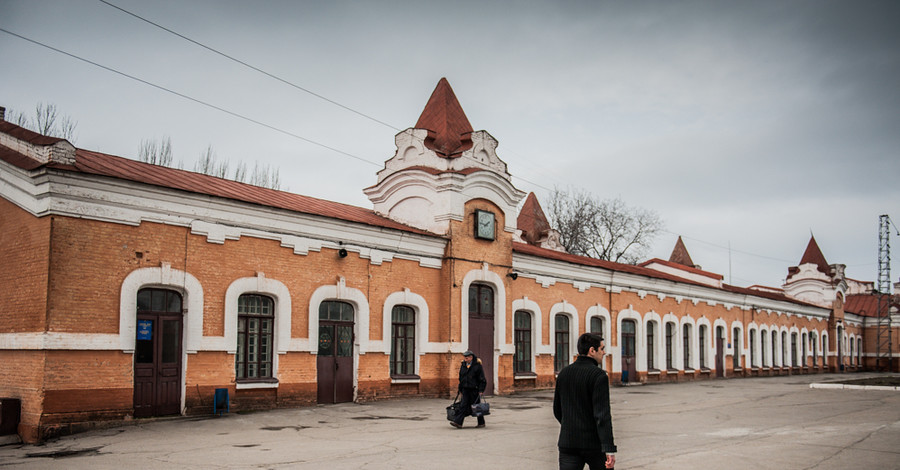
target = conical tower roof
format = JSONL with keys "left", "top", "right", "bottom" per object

{"left": 799, "top": 235, "right": 830, "bottom": 275}
{"left": 414, "top": 78, "right": 473, "bottom": 158}
{"left": 669, "top": 236, "right": 696, "bottom": 268}
{"left": 517, "top": 192, "right": 551, "bottom": 245}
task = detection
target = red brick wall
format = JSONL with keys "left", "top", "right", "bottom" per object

{"left": 0, "top": 198, "right": 50, "bottom": 333}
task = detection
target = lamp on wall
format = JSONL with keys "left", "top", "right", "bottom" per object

{"left": 338, "top": 248, "right": 348, "bottom": 258}
{"left": 507, "top": 272, "right": 518, "bottom": 280}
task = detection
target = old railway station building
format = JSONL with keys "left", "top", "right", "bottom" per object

{"left": 1, "top": 79, "right": 898, "bottom": 443}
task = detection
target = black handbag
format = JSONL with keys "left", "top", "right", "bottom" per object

{"left": 446, "top": 393, "right": 461, "bottom": 421}
{"left": 471, "top": 396, "right": 490, "bottom": 417}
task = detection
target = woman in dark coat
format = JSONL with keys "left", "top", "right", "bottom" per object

{"left": 451, "top": 350, "right": 487, "bottom": 428}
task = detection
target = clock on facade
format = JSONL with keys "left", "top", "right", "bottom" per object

{"left": 474, "top": 209, "right": 495, "bottom": 240}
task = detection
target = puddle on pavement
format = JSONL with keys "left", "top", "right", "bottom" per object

{"left": 351, "top": 416, "right": 428, "bottom": 421}
{"left": 26, "top": 447, "right": 103, "bottom": 459}
{"left": 260, "top": 425, "right": 310, "bottom": 431}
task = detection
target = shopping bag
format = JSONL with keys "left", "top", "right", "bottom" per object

{"left": 446, "top": 393, "right": 461, "bottom": 421}
{"left": 471, "top": 397, "right": 490, "bottom": 417}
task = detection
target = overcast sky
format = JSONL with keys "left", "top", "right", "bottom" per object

{"left": 2, "top": 0, "right": 898, "bottom": 289}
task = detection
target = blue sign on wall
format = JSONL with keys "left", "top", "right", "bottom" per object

{"left": 137, "top": 320, "right": 153, "bottom": 340}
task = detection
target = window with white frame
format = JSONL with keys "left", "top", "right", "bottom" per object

{"left": 237, "top": 294, "right": 275, "bottom": 381}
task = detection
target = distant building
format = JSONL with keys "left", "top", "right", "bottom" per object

{"left": 1, "top": 80, "right": 897, "bottom": 443}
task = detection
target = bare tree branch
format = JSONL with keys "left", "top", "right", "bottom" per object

{"left": 547, "top": 188, "right": 663, "bottom": 264}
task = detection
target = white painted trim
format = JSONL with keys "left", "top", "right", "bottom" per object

{"left": 382, "top": 288, "right": 431, "bottom": 377}
{"left": 222, "top": 275, "right": 292, "bottom": 354}
{"left": 120, "top": 264, "right": 203, "bottom": 354}
{"left": 549, "top": 301, "right": 580, "bottom": 369}
{"left": 0, "top": 332, "right": 119, "bottom": 350}
{"left": 236, "top": 382, "right": 278, "bottom": 390}
{"left": 461, "top": 265, "right": 508, "bottom": 394}
{"left": 119, "top": 264, "right": 203, "bottom": 417}
{"left": 308, "top": 278, "right": 371, "bottom": 402}
{"left": 617, "top": 308, "right": 643, "bottom": 374}
{"left": 221, "top": 275, "right": 292, "bottom": 385}
{"left": 511, "top": 297, "right": 544, "bottom": 373}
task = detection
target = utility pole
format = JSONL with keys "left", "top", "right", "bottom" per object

{"left": 875, "top": 215, "right": 893, "bottom": 371}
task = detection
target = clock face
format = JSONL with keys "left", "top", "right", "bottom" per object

{"left": 475, "top": 210, "right": 495, "bottom": 240}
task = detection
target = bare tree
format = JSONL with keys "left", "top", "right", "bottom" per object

{"left": 7, "top": 102, "right": 78, "bottom": 141}
{"left": 547, "top": 188, "right": 663, "bottom": 264}
{"left": 249, "top": 162, "right": 282, "bottom": 190}
{"left": 194, "top": 145, "right": 229, "bottom": 178}
{"left": 138, "top": 137, "right": 174, "bottom": 167}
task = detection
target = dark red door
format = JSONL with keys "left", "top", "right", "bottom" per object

{"left": 469, "top": 317, "right": 494, "bottom": 395}
{"left": 134, "top": 315, "right": 183, "bottom": 417}
{"left": 468, "top": 284, "right": 494, "bottom": 395}
{"left": 715, "top": 327, "right": 725, "bottom": 378}
{"left": 317, "top": 322, "right": 354, "bottom": 404}
{"left": 621, "top": 320, "right": 636, "bottom": 382}
{"left": 134, "top": 288, "right": 183, "bottom": 418}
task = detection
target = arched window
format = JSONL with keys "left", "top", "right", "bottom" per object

{"left": 772, "top": 331, "right": 778, "bottom": 367}
{"left": 761, "top": 331, "right": 768, "bottom": 367}
{"left": 555, "top": 314, "right": 570, "bottom": 373}
{"left": 811, "top": 332, "right": 818, "bottom": 367}
{"left": 750, "top": 330, "right": 757, "bottom": 368}
{"left": 857, "top": 338, "right": 863, "bottom": 366}
{"left": 590, "top": 316, "right": 604, "bottom": 336}
{"left": 514, "top": 311, "right": 532, "bottom": 374}
{"left": 733, "top": 327, "right": 741, "bottom": 369}
{"left": 782, "top": 331, "right": 788, "bottom": 367}
{"left": 683, "top": 324, "right": 692, "bottom": 370}
{"left": 468, "top": 284, "right": 494, "bottom": 318}
{"left": 647, "top": 321, "right": 657, "bottom": 371}
{"left": 699, "top": 325, "right": 707, "bottom": 369}
{"left": 237, "top": 294, "right": 275, "bottom": 380}
{"left": 390, "top": 305, "right": 415, "bottom": 376}
{"left": 665, "top": 322, "right": 675, "bottom": 370}
{"left": 791, "top": 333, "right": 798, "bottom": 367}
{"left": 802, "top": 332, "right": 808, "bottom": 367}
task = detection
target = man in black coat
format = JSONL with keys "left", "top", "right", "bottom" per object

{"left": 553, "top": 333, "right": 617, "bottom": 469}
{"left": 451, "top": 350, "right": 487, "bottom": 428}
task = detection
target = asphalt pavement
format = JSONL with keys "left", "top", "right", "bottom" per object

{"left": 1, "top": 373, "right": 898, "bottom": 469}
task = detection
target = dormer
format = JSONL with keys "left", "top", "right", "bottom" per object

{"left": 364, "top": 79, "right": 525, "bottom": 235}
{"left": 783, "top": 235, "right": 848, "bottom": 307}
{"left": 640, "top": 236, "right": 723, "bottom": 288}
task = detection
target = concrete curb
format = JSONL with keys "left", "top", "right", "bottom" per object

{"left": 810, "top": 383, "right": 900, "bottom": 391}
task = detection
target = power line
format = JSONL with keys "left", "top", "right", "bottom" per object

{"left": 98, "top": 0, "right": 402, "bottom": 132}
{"left": 101, "top": 0, "right": 561, "bottom": 196}
{"left": 662, "top": 229, "right": 796, "bottom": 264}
{"left": 0, "top": 27, "right": 381, "bottom": 169}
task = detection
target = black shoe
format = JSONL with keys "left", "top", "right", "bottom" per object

{"left": 450, "top": 421, "right": 462, "bottom": 428}
{"left": 476, "top": 423, "right": 485, "bottom": 428}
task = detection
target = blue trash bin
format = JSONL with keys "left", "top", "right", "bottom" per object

{"left": 213, "top": 388, "right": 229, "bottom": 415}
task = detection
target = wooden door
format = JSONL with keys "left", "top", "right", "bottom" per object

{"left": 469, "top": 317, "right": 494, "bottom": 395}
{"left": 715, "top": 327, "right": 725, "bottom": 378}
{"left": 468, "top": 284, "right": 494, "bottom": 395}
{"left": 621, "top": 319, "right": 636, "bottom": 382}
{"left": 134, "top": 288, "right": 183, "bottom": 418}
{"left": 317, "top": 322, "right": 354, "bottom": 404}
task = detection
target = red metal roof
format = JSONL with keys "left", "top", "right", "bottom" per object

{"left": 54, "top": 149, "right": 436, "bottom": 235}
{"left": 0, "top": 121, "right": 65, "bottom": 146}
{"left": 414, "top": 78, "right": 473, "bottom": 158}
{"left": 844, "top": 294, "right": 893, "bottom": 317}
{"left": 639, "top": 257, "right": 724, "bottom": 281}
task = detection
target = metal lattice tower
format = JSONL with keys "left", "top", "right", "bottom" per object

{"left": 875, "top": 215, "right": 892, "bottom": 371}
